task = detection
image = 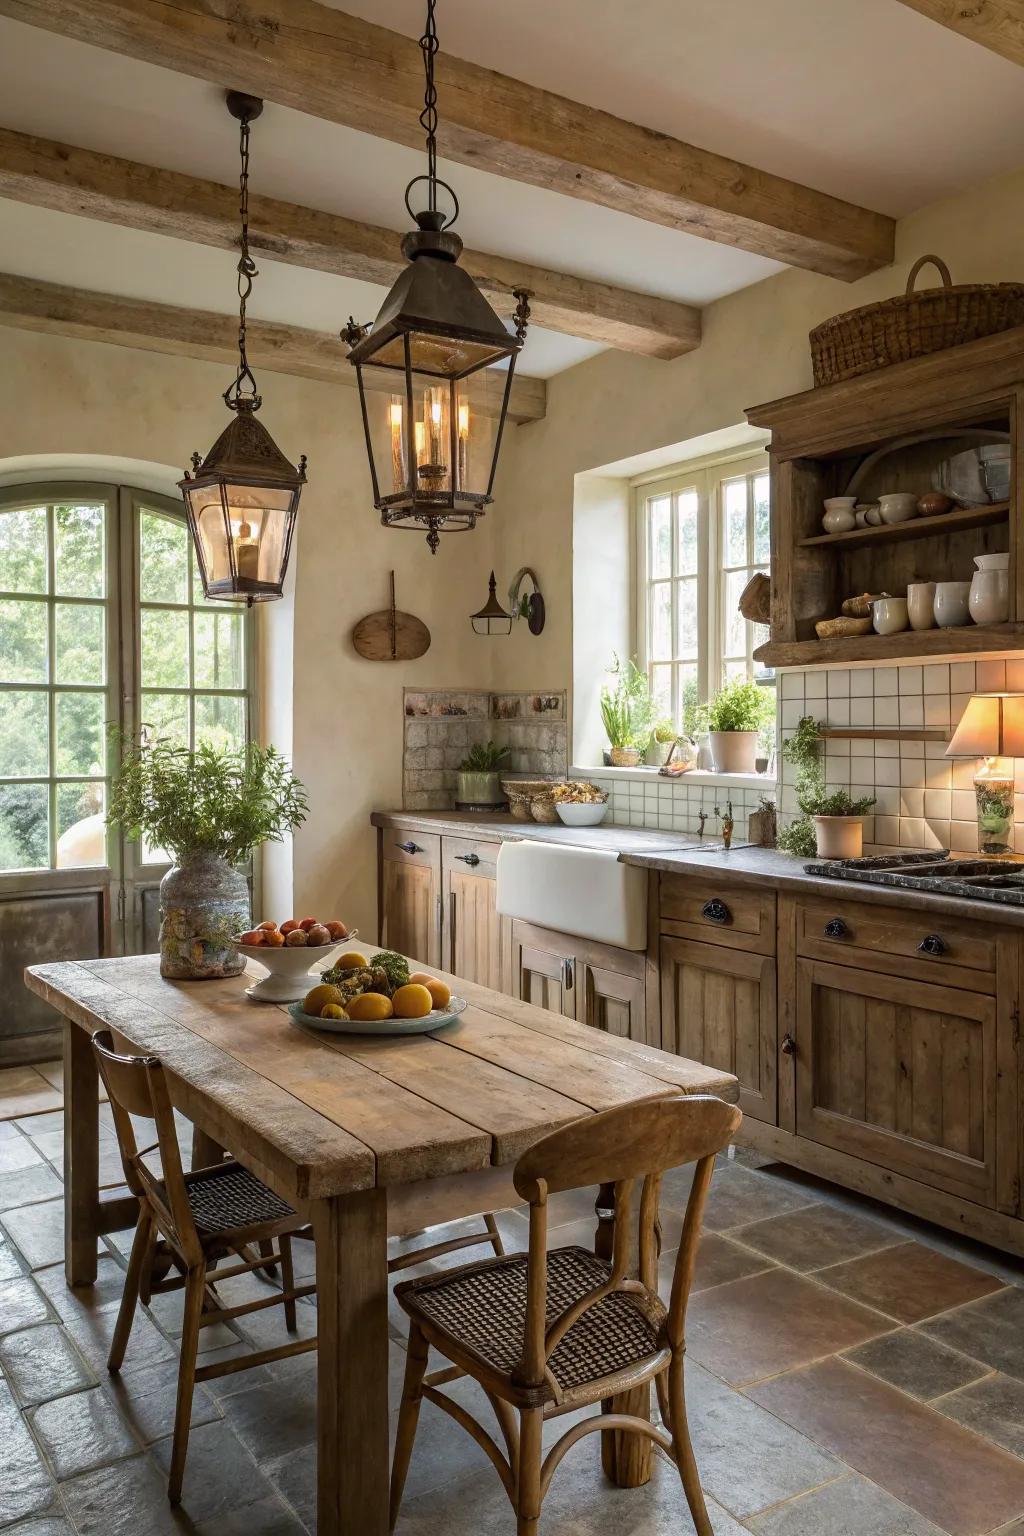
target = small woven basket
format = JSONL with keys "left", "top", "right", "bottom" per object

{"left": 809, "top": 256, "right": 1024, "bottom": 388}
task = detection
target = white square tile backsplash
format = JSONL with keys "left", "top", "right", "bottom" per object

{"left": 777, "top": 657, "right": 1022, "bottom": 855}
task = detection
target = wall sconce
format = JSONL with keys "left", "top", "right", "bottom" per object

{"left": 946, "top": 693, "right": 1024, "bottom": 854}
{"left": 471, "top": 572, "right": 513, "bottom": 636}
{"left": 470, "top": 568, "right": 546, "bottom": 636}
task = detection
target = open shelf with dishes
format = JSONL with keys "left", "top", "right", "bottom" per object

{"left": 745, "top": 326, "right": 1024, "bottom": 667}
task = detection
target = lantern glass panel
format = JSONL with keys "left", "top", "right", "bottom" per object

{"left": 369, "top": 380, "right": 498, "bottom": 505}
{"left": 370, "top": 331, "right": 511, "bottom": 376}
{"left": 187, "top": 483, "right": 293, "bottom": 595}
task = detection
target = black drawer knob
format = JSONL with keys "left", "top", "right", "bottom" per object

{"left": 824, "top": 917, "right": 849, "bottom": 939}
{"left": 781, "top": 1033, "right": 797, "bottom": 1056}
{"left": 701, "top": 898, "right": 731, "bottom": 925}
{"left": 397, "top": 840, "right": 423, "bottom": 854}
{"left": 455, "top": 852, "right": 480, "bottom": 866}
{"left": 918, "top": 933, "right": 947, "bottom": 957}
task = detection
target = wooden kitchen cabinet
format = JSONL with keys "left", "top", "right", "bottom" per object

{"left": 660, "top": 936, "right": 777, "bottom": 1122}
{"left": 441, "top": 837, "right": 502, "bottom": 991}
{"left": 508, "top": 918, "right": 646, "bottom": 1037}
{"left": 378, "top": 828, "right": 441, "bottom": 969}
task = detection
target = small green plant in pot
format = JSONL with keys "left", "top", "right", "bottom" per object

{"left": 600, "top": 655, "right": 654, "bottom": 767}
{"left": 705, "top": 678, "right": 776, "bottom": 774}
{"left": 457, "top": 740, "right": 510, "bottom": 807}
{"left": 645, "top": 716, "right": 678, "bottom": 767}
{"left": 108, "top": 739, "right": 308, "bottom": 979}
{"left": 776, "top": 715, "right": 875, "bottom": 859}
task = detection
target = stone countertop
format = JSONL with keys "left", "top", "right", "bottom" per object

{"left": 370, "top": 809, "right": 711, "bottom": 855}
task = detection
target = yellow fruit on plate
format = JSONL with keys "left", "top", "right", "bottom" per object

{"left": 392, "top": 983, "right": 434, "bottom": 1020}
{"left": 336, "top": 950, "right": 368, "bottom": 970}
{"left": 409, "top": 973, "right": 450, "bottom": 1010}
{"left": 320, "top": 1003, "right": 348, "bottom": 1020}
{"left": 302, "top": 983, "right": 344, "bottom": 1017}
{"left": 347, "top": 992, "right": 394, "bottom": 1022}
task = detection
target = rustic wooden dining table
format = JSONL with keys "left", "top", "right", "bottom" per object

{"left": 25, "top": 950, "right": 737, "bottom": 1534}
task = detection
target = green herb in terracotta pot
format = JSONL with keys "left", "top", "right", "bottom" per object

{"left": 600, "top": 655, "right": 654, "bottom": 767}
{"left": 456, "top": 741, "right": 510, "bottom": 807}
{"left": 108, "top": 740, "right": 308, "bottom": 979}
{"left": 705, "top": 678, "right": 775, "bottom": 774}
{"left": 776, "top": 715, "right": 875, "bottom": 858}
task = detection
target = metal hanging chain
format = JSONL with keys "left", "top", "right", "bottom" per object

{"left": 225, "top": 106, "right": 261, "bottom": 411}
{"left": 404, "top": 0, "right": 459, "bottom": 227}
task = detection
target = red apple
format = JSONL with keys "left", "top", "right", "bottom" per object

{"left": 279, "top": 919, "right": 300, "bottom": 935}
{"left": 298, "top": 917, "right": 319, "bottom": 932}
{"left": 325, "top": 920, "right": 349, "bottom": 940}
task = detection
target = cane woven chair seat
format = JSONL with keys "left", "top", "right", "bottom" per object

{"left": 396, "top": 1245, "right": 667, "bottom": 1402}
{"left": 160, "top": 1162, "right": 297, "bottom": 1240}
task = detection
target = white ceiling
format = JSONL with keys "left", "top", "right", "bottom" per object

{"left": 0, "top": 3, "right": 1023, "bottom": 377}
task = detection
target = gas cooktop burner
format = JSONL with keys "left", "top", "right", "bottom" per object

{"left": 805, "top": 852, "right": 1024, "bottom": 905}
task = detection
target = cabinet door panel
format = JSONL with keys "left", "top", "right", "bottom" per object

{"left": 580, "top": 963, "right": 644, "bottom": 1039}
{"left": 381, "top": 859, "right": 438, "bottom": 969}
{"left": 510, "top": 921, "right": 575, "bottom": 1017}
{"left": 661, "top": 937, "right": 776, "bottom": 1123}
{"left": 796, "top": 958, "right": 995, "bottom": 1205}
{"left": 448, "top": 869, "right": 501, "bottom": 991}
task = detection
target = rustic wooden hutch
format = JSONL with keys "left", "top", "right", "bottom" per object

{"left": 746, "top": 325, "right": 1024, "bottom": 667}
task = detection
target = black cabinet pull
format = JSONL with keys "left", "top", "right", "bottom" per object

{"left": 701, "top": 898, "right": 731, "bottom": 925}
{"left": 918, "top": 933, "right": 947, "bottom": 957}
{"left": 397, "top": 840, "right": 423, "bottom": 855}
{"left": 455, "top": 852, "right": 480, "bottom": 866}
{"left": 781, "top": 1033, "right": 797, "bottom": 1056}
{"left": 824, "top": 917, "right": 849, "bottom": 939}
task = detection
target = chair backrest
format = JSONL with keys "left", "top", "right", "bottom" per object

{"left": 511, "top": 1094, "right": 741, "bottom": 1393}
{"left": 92, "top": 1029, "right": 201, "bottom": 1264}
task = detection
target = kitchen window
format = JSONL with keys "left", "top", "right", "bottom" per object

{"left": 635, "top": 452, "right": 772, "bottom": 726}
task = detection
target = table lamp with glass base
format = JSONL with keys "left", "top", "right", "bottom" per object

{"left": 946, "top": 694, "right": 1024, "bottom": 856}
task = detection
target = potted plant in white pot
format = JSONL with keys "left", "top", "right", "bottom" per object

{"left": 108, "top": 739, "right": 308, "bottom": 979}
{"left": 600, "top": 656, "right": 654, "bottom": 768}
{"left": 456, "top": 740, "right": 510, "bottom": 807}
{"left": 705, "top": 678, "right": 776, "bottom": 774}
{"left": 777, "top": 715, "right": 876, "bottom": 859}
{"left": 645, "top": 717, "right": 677, "bottom": 767}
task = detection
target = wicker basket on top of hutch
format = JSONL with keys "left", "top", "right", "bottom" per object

{"left": 746, "top": 323, "right": 1024, "bottom": 667}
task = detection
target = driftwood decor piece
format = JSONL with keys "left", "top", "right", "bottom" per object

{"left": 352, "top": 572, "right": 431, "bottom": 662}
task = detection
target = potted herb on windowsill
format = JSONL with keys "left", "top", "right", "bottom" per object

{"left": 456, "top": 741, "right": 510, "bottom": 807}
{"left": 705, "top": 678, "right": 776, "bottom": 775}
{"left": 108, "top": 740, "right": 308, "bottom": 980}
{"left": 600, "top": 656, "right": 654, "bottom": 768}
{"left": 777, "top": 715, "right": 876, "bottom": 859}
{"left": 645, "top": 718, "right": 677, "bottom": 768}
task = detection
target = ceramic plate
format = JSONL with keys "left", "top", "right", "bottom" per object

{"left": 287, "top": 995, "right": 467, "bottom": 1036}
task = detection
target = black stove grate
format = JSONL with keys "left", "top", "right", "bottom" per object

{"left": 804, "top": 852, "right": 1024, "bottom": 905}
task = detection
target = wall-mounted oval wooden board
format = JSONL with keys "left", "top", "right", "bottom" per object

{"left": 351, "top": 571, "right": 431, "bottom": 661}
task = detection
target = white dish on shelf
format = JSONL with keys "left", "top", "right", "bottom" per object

{"left": 234, "top": 929, "right": 358, "bottom": 1003}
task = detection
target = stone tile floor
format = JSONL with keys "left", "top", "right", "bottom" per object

{"left": 4, "top": 1060, "right": 1024, "bottom": 1535}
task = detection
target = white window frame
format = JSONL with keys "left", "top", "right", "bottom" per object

{"left": 634, "top": 449, "right": 770, "bottom": 727}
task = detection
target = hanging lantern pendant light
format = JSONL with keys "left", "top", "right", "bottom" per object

{"left": 343, "top": 0, "right": 530, "bottom": 554}
{"left": 179, "top": 91, "right": 307, "bottom": 604}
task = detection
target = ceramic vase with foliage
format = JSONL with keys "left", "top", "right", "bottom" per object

{"left": 705, "top": 678, "right": 776, "bottom": 775}
{"left": 456, "top": 740, "right": 510, "bottom": 806}
{"left": 645, "top": 719, "right": 677, "bottom": 767}
{"left": 601, "top": 656, "right": 654, "bottom": 769}
{"left": 776, "top": 715, "right": 875, "bottom": 859}
{"left": 109, "top": 740, "right": 308, "bottom": 980}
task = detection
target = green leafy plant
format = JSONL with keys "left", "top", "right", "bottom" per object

{"left": 680, "top": 677, "right": 709, "bottom": 741}
{"left": 108, "top": 739, "right": 308, "bottom": 867}
{"left": 458, "top": 740, "right": 510, "bottom": 773}
{"left": 706, "top": 678, "right": 776, "bottom": 734}
{"left": 651, "top": 717, "right": 677, "bottom": 744}
{"left": 777, "top": 715, "right": 874, "bottom": 855}
{"left": 600, "top": 655, "right": 655, "bottom": 749}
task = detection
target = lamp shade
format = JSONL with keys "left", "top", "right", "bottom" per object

{"left": 946, "top": 694, "right": 1024, "bottom": 757}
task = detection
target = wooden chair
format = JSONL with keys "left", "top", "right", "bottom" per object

{"left": 92, "top": 1029, "right": 316, "bottom": 1505}
{"left": 390, "top": 1093, "right": 742, "bottom": 1536}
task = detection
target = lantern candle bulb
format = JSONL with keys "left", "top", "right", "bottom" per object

{"left": 234, "top": 519, "right": 259, "bottom": 581}
{"left": 389, "top": 399, "right": 405, "bottom": 492}
{"left": 457, "top": 401, "right": 469, "bottom": 489}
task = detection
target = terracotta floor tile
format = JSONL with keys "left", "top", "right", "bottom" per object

{"left": 923, "top": 1289, "right": 1024, "bottom": 1381}
{"left": 747, "top": 1357, "right": 1024, "bottom": 1536}
{"left": 687, "top": 1266, "right": 892, "bottom": 1386}
{"left": 689, "top": 1232, "right": 777, "bottom": 1294}
{"left": 816, "top": 1242, "right": 1005, "bottom": 1323}
{"left": 0, "top": 1067, "right": 62, "bottom": 1121}
{"left": 700, "top": 1163, "right": 820, "bottom": 1233}
{"left": 937, "top": 1373, "right": 1024, "bottom": 1458}
{"left": 844, "top": 1328, "right": 990, "bottom": 1401}
{"left": 732, "top": 1203, "right": 898, "bottom": 1273}
{"left": 747, "top": 1472, "right": 945, "bottom": 1535}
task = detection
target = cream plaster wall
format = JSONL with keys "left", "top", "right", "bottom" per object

{"left": 0, "top": 326, "right": 500, "bottom": 937}
{"left": 490, "top": 163, "right": 1024, "bottom": 744}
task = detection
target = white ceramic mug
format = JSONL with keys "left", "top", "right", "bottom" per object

{"left": 872, "top": 596, "right": 909, "bottom": 635}
{"left": 969, "top": 556, "right": 1009, "bottom": 625}
{"left": 933, "top": 581, "right": 972, "bottom": 628}
{"left": 907, "top": 582, "right": 936, "bottom": 631}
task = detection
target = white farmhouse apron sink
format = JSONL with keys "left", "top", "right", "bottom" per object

{"left": 495, "top": 841, "right": 648, "bottom": 951}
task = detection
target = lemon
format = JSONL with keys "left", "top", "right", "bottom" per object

{"left": 409, "top": 973, "right": 451, "bottom": 1010}
{"left": 302, "top": 983, "right": 344, "bottom": 1017}
{"left": 392, "top": 983, "right": 434, "bottom": 1020}
{"left": 336, "top": 950, "right": 368, "bottom": 970}
{"left": 347, "top": 992, "right": 394, "bottom": 1022}
{"left": 320, "top": 1003, "right": 348, "bottom": 1020}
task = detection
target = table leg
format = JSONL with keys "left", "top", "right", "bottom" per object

{"left": 314, "top": 1187, "right": 390, "bottom": 1536}
{"left": 191, "top": 1127, "right": 225, "bottom": 1170}
{"left": 64, "top": 1018, "right": 99, "bottom": 1286}
{"left": 595, "top": 1182, "right": 652, "bottom": 1487}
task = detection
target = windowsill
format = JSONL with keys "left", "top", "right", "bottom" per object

{"left": 571, "top": 764, "right": 774, "bottom": 790}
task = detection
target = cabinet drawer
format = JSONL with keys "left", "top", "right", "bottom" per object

{"left": 442, "top": 835, "right": 499, "bottom": 879}
{"left": 381, "top": 827, "right": 441, "bottom": 868}
{"left": 660, "top": 874, "right": 775, "bottom": 955}
{"left": 796, "top": 895, "right": 998, "bottom": 994}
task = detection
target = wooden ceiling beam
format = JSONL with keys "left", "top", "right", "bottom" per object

{"left": 0, "top": 271, "right": 547, "bottom": 422}
{"left": 0, "top": 127, "right": 700, "bottom": 359}
{"left": 894, "top": 0, "right": 1024, "bottom": 66}
{"left": 0, "top": 0, "right": 895, "bottom": 281}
